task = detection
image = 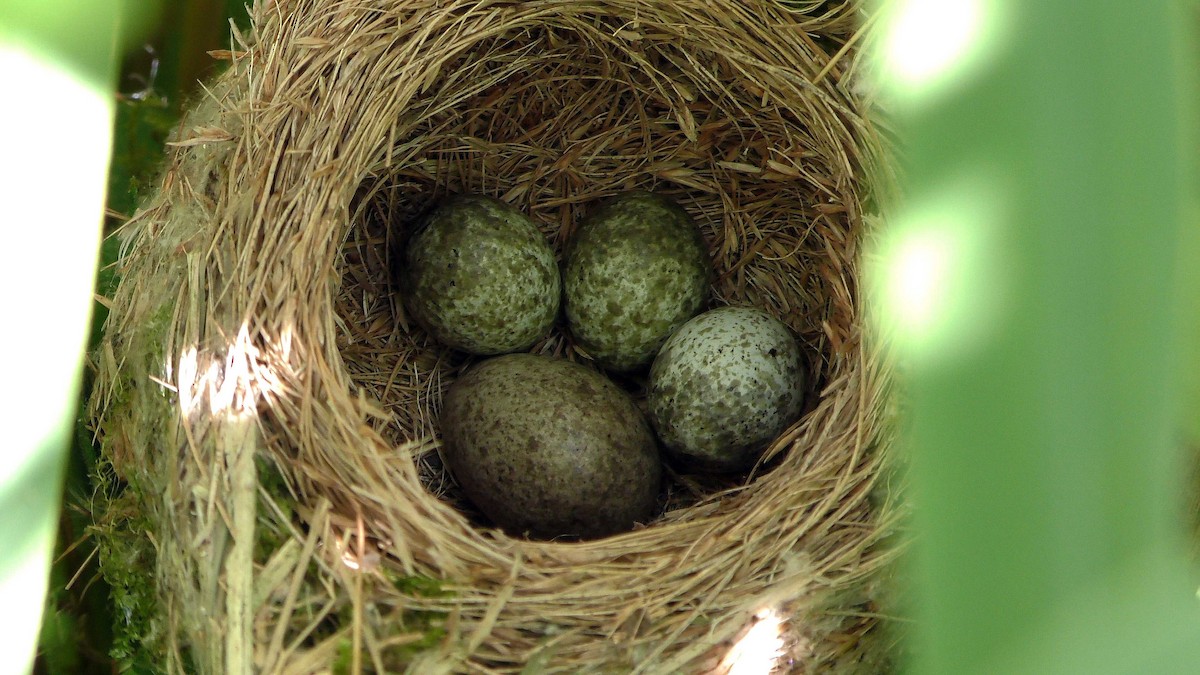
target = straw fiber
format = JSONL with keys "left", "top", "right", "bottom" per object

{"left": 91, "top": 0, "right": 900, "bottom": 672}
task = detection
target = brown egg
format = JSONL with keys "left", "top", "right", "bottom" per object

{"left": 439, "top": 354, "right": 662, "bottom": 539}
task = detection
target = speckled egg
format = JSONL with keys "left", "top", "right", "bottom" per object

{"left": 647, "top": 306, "right": 805, "bottom": 472}
{"left": 402, "top": 194, "right": 559, "bottom": 355}
{"left": 439, "top": 354, "right": 662, "bottom": 539}
{"left": 564, "top": 191, "right": 710, "bottom": 372}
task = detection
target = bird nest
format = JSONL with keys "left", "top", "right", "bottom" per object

{"left": 90, "top": 0, "right": 901, "bottom": 672}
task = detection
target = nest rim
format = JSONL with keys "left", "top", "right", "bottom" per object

{"left": 92, "top": 1, "right": 900, "bottom": 672}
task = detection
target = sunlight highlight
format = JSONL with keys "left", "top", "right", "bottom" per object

{"left": 870, "top": 172, "right": 1007, "bottom": 364}
{"left": 209, "top": 326, "right": 255, "bottom": 417}
{"left": 337, "top": 536, "right": 381, "bottom": 572}
{"left": 172, "top": 323, "right": 296, "bottom": 420}
{"left": 889, "top": 231, "right": 950, "bottom": 334}
{"left": 720, "top": 607, "right": 787, "bottom": 674}
{"left": 879, "top": 0, "right": 1002, "bottom": 102}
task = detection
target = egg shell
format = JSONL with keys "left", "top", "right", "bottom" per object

{"left": 439, "top": 353, "right": 662, "bottom": 539}
{"left": 402, "top": 194, "right": 559, "bottom": 355}
{"left": 564, "top": 191, "right": 710, "bottom": 372}
{"left": 647, "top": 306, "right": 805, "bottom": 472}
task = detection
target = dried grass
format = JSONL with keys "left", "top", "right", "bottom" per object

{"left": 91, "top": 1, "right": 901, "bottom": 672}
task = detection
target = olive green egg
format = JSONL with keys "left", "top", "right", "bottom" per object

{"left": 439, "top": 353, "right": 662, "bottom": 540}
{"left": 648, "top": 306, "right": 805, "bottom": 473}
{"left": 402, "top": 194, "right": 559, "bottom": 355}
{"left": 564, "top": 191, "right": 710, "bottom": 372}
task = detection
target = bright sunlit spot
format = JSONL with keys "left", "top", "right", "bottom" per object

{"left": 337, "top": 531, "right": 381, "bottom": 572}
{"left": 890, "top": 230, "right": 951, "bottom": 334}
{"left": 879, "top": 0, "right": 1001, "bottom": 101}
{"left": 720, "top": 607, "right": 787, "bottom": 674}
{"left": 170, "top": 322, "right": 302, "bottom": 421}
{"left": 870, "top": 172, "right": 1007, "bottom": 364}
{"left": 210, "top": 326, "right": 254, "bottom": 417}
{"left": 176, "top": 345, "right": 201, "bottom": 415}
{"left": 172, "top": 320, "right": 297, "bottom": 419}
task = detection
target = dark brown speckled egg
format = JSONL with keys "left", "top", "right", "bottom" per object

{"left": 439, "top": 354, "right": 662, "bottom": 539}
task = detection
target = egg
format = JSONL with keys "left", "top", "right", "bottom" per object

{"left": 402, "top": 194, "right": 559, "bottom": 355}
{"left": 439, "top": 353, "right": 662, "bottom": 539}
{"left": 647, "top": 306, "right": 805, "bottom": 472}
{"left": 564, "top": 191, "right": 710, "bottom": 372}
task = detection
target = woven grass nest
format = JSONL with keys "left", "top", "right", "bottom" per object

{"left": 91, "top": 0, "right": 901, "bottom": 672}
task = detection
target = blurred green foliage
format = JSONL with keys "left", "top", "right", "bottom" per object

{"left": 871, "top": 2, "right": 1200, "bottom": 674}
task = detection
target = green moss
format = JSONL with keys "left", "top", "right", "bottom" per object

{"left": 400, "top": 624, "right": 446, "bottom": 653}
{"left": 382, "top": 616, "right": 447, "bottom": 669}
{"left": 254, "top": 453, "right": 296, "bottom": 561}
{"left": 93, "top": 486, "right": 165, "bottom": 672}
{"left": 387, "top": 572, "right": 453, "bottom": 598}
{"left": 375, "top": 572, "right": 455, "bottom": 667}
{"left": 331, "top": 638, "right": 354, "bottom": 675}
{"left": 320, "top": 592, "right": 452, "bottom": 673}
{"left": 87, "top": 292, "right": 182, "bottom": 672}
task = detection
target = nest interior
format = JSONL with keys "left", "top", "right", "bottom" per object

{"left": 92, "top": 1, "right": 899, "bottom": 672}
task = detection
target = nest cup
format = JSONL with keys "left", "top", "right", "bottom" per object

{"left": 92, "top": 1, "right": 900, "bottom": 672}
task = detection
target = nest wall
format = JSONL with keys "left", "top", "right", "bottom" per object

{"left": 92, "top": 1, "right": 900, "bottom": 672}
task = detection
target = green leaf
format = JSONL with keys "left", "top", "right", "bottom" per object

{"left": 868, "top": 2, "right": 1200, "bottom": 672}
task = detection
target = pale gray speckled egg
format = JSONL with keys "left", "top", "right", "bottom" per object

{"left": 564, "top": 191, "right": 710, "bottom": 372}
{"left": 647, "top": 306, "right": 805, "bottom": 472}
{"left": 402, "top": 194, "right": 559, "bottom": 355}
